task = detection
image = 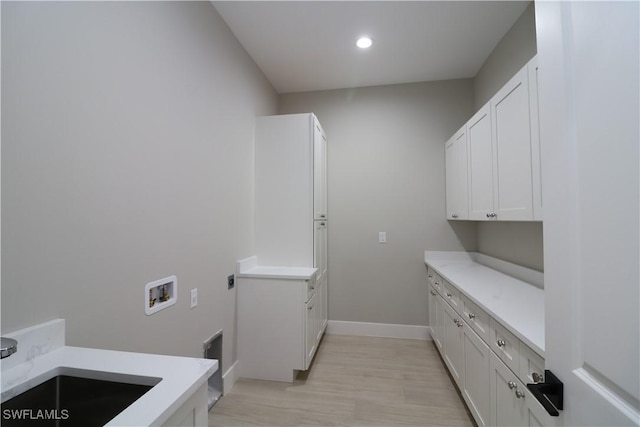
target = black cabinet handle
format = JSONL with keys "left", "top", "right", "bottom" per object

{"left": 526, "top": 370, "right": 563, "bottom": 417}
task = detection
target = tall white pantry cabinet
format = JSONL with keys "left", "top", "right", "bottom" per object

{"left": 254, "top": 113, "right": 328, "bottom": 285}
{"left": 236, "top": 113, "right": 328, "bottom": 383}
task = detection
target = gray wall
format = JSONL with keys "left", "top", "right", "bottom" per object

{"left": 1, "top": 1, "right": 277, "bottom": 374}
{"left": 279, "top": 81, "right": 477, "bottom": 326}
{"left": 477, "top": 222, "right": 543, "bottom": 271}
{"left": 473, "top": 2, "right": 537, "bottom": 110}
{"left": 472, "top": 2, "right": 543, "bottom": 272}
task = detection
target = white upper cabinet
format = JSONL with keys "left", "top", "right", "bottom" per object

{"left": 491, "top": 66, "right": 534, "bottom": 221}
{"left": 445, "top": 125, "right": 469, "bottom": 220}
{"left": 467, "top": 104, "right": 494, "bottom": 220}
{"left": 446, "top": 56, "right": 542, "bottom": 222}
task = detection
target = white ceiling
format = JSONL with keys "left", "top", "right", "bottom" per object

{"left": 213, "top": 1, "right": 531, "bottom": 94}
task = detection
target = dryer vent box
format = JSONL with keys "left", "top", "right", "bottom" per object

{"left": 204, "top": 330, "right": 223, "bottom": 410}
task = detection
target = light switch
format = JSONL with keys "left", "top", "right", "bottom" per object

{"left": 379, "top": 232, "right": 387, "bottom": 243}
{"left": 190, "top": 288, "right": 198, "bottom": 309}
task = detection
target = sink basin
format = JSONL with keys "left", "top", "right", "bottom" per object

{"left": 1, "top": 368, "right": 161, "bottom": 426}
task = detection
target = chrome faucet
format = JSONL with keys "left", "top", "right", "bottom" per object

{"left": 1, "top": 337, "right": 18, "bottom": 359}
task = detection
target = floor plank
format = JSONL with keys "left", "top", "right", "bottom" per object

{"left": 209, "top": 334, "right": 475, "bottom": 427}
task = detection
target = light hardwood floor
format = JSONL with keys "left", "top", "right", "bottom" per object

{"left": 208, "top": 334, "right": 475, "bottom": 426}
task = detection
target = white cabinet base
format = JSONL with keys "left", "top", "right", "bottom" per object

{"left": 489, "top": 352, "right": 555, "bottom": 427}
{"left": 237, "top": 276, "right": 307, "bottom": 383}
{"left": 426, "top": 257, "right": 554, "bottom": 427}
{"left": 162, "top": 384, "right": 209, "bottom": 427}
{"left": 236, "top": 261, "right": 324, "bottom": 384}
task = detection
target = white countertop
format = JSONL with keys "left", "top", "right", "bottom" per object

{"left": 424, "top": 251, "right": 545, "bottom": 356}
{"left": 1, "top": 320, "right": 217, "bottom": 427}
{"left": 236, "top": 256, "right": 317, "bottom": 280}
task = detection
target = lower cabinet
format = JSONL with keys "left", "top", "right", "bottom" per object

{"left": 489, "top": 352, "right": 556, "bottom": 427}
{"left": 428, "top": 285, "right": 444, "bottom": 352}
{"left": 434, "top": 294, "right": 445, "bottom": 353}
{"left": 318, "top": 275, "right": 328, "bottom": 340}
{"left": 161, "top": 383, "right": 208, "bottom": 427}
{"left": 443, "top": 301, "right": 464, "bottom": 389}
{"left": 306, "top": 291, "right": 317, "bottom": 365}
{"left": 238, "top": 273, "right": 324, "bottom": 383}
{"left": 427, "top": 267, "right": 555, "bottom": 427}
{"left": 307, "top": 276, "right": 328, "bottom": 363}
{"left": 463, "top": 323, "right": 491, "bottom": 427}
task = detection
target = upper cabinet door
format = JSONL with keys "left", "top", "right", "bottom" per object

{"left": 313, "top": 118, "right": 327, "bottom": 220}
{"left": 528, "top": 57, "right": 543, "bottom": 221}
{"left": 491, "top": 67, "right": 534, "bottom": 221}
{"left": 455, "top": 127, "right": 469, "bottom": 220}
{"left": 445, "top": 134, "right": 457, "bottom": 219}
{"left": 467, "top": 105, "right": 494, "bottom": 220}
{"left": 445, "top": 126, "right": 469, "bottom": 220}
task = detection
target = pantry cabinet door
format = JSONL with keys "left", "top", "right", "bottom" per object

{"left": 491, "top": 67, "right": 533, "bottom": 221}
{"left": 313, "top": 120, "right": 327, "bottom": 220}
{"left": 314, "top": 220, "right": 327, "bottom": 281}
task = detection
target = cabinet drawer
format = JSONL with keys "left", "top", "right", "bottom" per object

{"left": 306, "top": 275, "right": 317, "bottom": 300}
{"left": 519, "top": 342, "right": 545, "bottom": 385}
{"left": 428, "top": 271, "right": 444, "bottom": 296}
{"left": 427, "top": 267, "right": 435, "bottom": 286}
{"left": 462, "top": 295, "right": 490, "bottom": 343}
{"left": 443, "top": 279, "right": 462, "bottom": 314}
{"left": 490, "top": 317, "right": 520, "bottom": 374}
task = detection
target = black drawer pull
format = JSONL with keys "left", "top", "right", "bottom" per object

{"left": 526, "top": 370, "right": 563, "bottom": 417}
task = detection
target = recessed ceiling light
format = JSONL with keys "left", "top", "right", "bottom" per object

{"left": 356, "top": 37, "right": 373, "bottom": 49}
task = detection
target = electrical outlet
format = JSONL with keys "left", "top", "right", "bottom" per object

{"left": 190, "top": 288, "right": 198, "bottom": 309}
{"left": 228, "top": 274, "right": 235, "bottom": 290}
{"left": 379, "top": 231, "right": 387, "bottom": 243}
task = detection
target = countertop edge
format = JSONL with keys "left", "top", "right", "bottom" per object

{"left": 236, "top": 267, "right": 318, "bottom": 280}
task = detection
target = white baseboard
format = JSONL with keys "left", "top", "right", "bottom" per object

{"left": 222, "top": 360, "right": 239, "bottom": 394}
{"left": 326, "top": 320, "right": 431, "bottom": 341}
